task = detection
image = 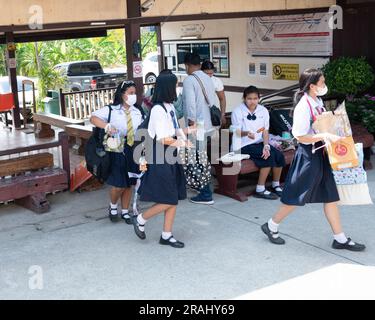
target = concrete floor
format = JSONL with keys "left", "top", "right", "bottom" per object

{"left": 0, "top": 160, "right": 375, "bottom": 300}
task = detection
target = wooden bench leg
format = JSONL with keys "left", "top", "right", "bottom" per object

{"left": 15, "top": 192, "right": 51, "bottom": 214}
{"left": 34, "top": 121, "right": 55, "bottom": 138}
{"left": 213, "top": 164, "right": 248, "bottom": 202}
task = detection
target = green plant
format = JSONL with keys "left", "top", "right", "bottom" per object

{"left": 0, "top": 45, "right": 6, "bottom": 76}
{"left": 346, "top": 96, "right": 375, "bottom": 133}
{"left": 322, "top": 57, "right": 375, "bottom": 99}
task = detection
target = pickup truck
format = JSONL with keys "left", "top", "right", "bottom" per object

{"left": 54, "top": 60, "right": 127, "bottom": 92}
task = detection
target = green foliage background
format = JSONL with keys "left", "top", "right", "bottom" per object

{"left": 0, "top": 29, "right": 157, "bottom": 109}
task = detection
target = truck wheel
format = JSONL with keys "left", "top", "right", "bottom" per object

{"left": 145, "top": 73, "right": 157, "bottom": 84}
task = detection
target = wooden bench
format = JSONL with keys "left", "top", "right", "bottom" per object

{"left": 33, "top": 112, "right": 85, "bottom": 138}
{"left": 213, "top": 150, "right": 295, "bottom": 202}
{"left": 0, "top": 132, "right": 70, "bottom": 213}
{"left": 65, "top": 124, "right": 93, "bottom": 156}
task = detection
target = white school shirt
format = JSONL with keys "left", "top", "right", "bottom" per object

{"left": 92, "top": 104, "right": 143, "bottom": 137}
{"left": 148, "top": 103, "right": 178, "bottom": 140}
{"left": 231, "top": 103, "right": 270, "bottom": 151}
{"left": 211, "top": 76, "right": 224, "bottom": 92}
{"left": 292, "top": 94, "right": 326, "bottom": 145}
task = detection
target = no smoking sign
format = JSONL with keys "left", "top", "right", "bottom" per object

{"left": 133, "top": 61, "right": 143, "bottom": 78}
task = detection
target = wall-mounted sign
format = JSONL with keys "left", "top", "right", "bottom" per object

{"left": 133, "top": 61, "right": 143, "bottom": 78}
{"left": 8, "top": 58, "right": 17, "bottom": 69}
{"left": 272, "top": 63, "right": 299, "bottom": 81}
{"left": 249, "top": 62, "right": 256, "bottom": 75}
{"left": 260, "top": 63, "right": 267, "bottom": 76}
{"left": 181, "top": 24, "right": 205, "bottom": 37}
{"left": 247, "top": 13, "right": 333, "bottom": 57}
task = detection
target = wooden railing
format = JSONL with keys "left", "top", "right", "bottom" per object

{"left": 59, "top": 87, "right": 117, "bottom": 120}
{"left": 59, "top": 83, "right": 156, "bottom": 120}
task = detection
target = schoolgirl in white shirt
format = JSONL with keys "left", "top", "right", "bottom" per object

{"left": 132, "top": 71, "right": 194, "bottom": 249}
{"left": 231, "top": 86, "right": 286, "bottom": 200}
{"left": 261, "top": 68, "right": 366, "bottom": 252}
{"left": 91, "top": 81, "right": 143, "bottom": 224}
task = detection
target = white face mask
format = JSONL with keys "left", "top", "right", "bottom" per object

{"left": 316, "top": 85, "right": 328, "bottom": 96}
{"left": 126, "top": 94, "right": 137, "bottom": 106}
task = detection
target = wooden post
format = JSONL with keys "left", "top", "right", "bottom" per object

{"left": 59, "top": 131, "right": 71, "bottom": 187}
{"left": 59, "top": 88, "right": 66, "bottom": 117}
{"left": 156, "top": 23, "right": 164, "bottom": 74}
{"left": 5, "top": 32, "right": 21, "bottom": 129}
{"left": 126, "top": 0, "right": 143, "bottom": 105}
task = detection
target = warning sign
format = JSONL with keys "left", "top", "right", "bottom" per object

{"left": 133, "top": 61, "right": 143, "bottom": 78}
{"left": 272, "top": 64, "right": 299, "bottom": 81}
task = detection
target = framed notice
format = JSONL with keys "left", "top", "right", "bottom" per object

{"left": 162, "top": 38, "right": 230, "bottom": 77}
{"left": 247, "top": 13, "right": 333, "bottom": 57}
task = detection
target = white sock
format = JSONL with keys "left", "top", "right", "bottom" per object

{"left": 256, "top": 185, "right": 266, "bottom": 193}
{"left": 268, "top": 219, "right": 280, "bottom": 234}
{"left": 137, "top": 214, "right": 147, "bottom": 232}
{"left": 334, "top": 233, "right": 355, "bottom": 245}
{"left": 272, "top": 181, "right": 280, "bottom": 188}
{"left": 162, "top": 231, "right": 177, "bottom": 243}
{"left": 110, "top": 203, "right": 118, "bottom": 215}
{"left": 122, "top": 209, "right": 130, "bottom": 218}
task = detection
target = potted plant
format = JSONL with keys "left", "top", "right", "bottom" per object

{"left": 322, "top": 57, "right": 375, "bottom": 102}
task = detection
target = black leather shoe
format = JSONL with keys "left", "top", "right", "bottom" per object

{"left": 159, "top": 236, "right": 185, "bottom": 249}
{"left": 271, "top": 187, "right": 283, "bottom": 197}
{"left": 108, "top": 207, "right": 119, "bottom": 223}
{"left": 261, "top": 223, "right": 286, "bottom": 245}
{"left": 132, "top": 216, "right": 146, "bottom": 240}
{"left": 121, "top": 214, "right": 132, "bottom": 225}
{"left": 332, "top": 238, "right": 366, "bottom": 252}
{"left": 254, "top": 190, "right": 279, "bottom": 200}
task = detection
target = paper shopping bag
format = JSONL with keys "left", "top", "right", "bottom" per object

{"left": 326, "top": 136, "right": 359, "bottom": 171}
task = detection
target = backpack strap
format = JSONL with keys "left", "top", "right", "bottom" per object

{"left": 192, "top": 74, "right": 211, "bottom": 108}
{"left": 107, "top": 105, "right": 113, "bottom": 123}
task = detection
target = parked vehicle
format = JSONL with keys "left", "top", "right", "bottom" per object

{"left": 143, "top": 52, "right": 159, "bottom": 84}
{"left": 53, "top": 60, "right": 127, "bottom": 92}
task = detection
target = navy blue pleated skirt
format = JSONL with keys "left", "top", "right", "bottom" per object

{"left": 138, "top": 143, "right": 187, "bottom": 205}
{"left": 281, "top": 142, "right": 340, "bottom": 206}
{"left": 241, "top": 143, "right": 286, "bottom": 168}
{"left": 106, "top": 144, "right": 139, "bottom": 188}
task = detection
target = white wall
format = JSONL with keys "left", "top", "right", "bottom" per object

{"left": 162, "top": 18, "right": 330, "bottom": 112}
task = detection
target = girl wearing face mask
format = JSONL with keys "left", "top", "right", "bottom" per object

{"left": 261, "top": 68, "right": 366, "bottom": 252}
{"left": 91, "top": 81, "right": 144, "bottom": 224}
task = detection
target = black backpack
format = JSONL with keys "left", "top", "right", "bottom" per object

{"left": 85, "top": 106, "right": 113, "bottom": 183}
{"left": 269, "top": 108, "right": 294, "bottom": 137}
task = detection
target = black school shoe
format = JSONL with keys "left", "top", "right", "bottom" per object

{"left": 261, "top": 223, "right": 286, "bottom": 245}
{"left": 132, "top": 216, "right": 146, "bottom": 240}
{"left": 271, "top": 186, "right": 283, "bottom": 197}
{"left": 332, "top": 238, "right": 366, "bottom": 252}
{"left": 108, "top": 207, "right": 120, "bottom": 223}
{"left": 254, "top": 190, "right": 279, "bottom": 200}
{"left": 159, "top": 236, "right": 185, "bottom": 249}
{"left": 121, "top": 213, "right": 132, "bottom": 225}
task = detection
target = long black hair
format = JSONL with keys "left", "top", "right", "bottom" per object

{"left": 112, "top": 80, "right": 136, "bottom": 105}
{"left": 152, "top": 70, "right": 178, "bottom": 105}
{"left": 294, "top": 68, "right": 324, "bottom": 107}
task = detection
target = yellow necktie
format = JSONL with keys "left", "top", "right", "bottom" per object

{"left": 125, "top": 108, "right": 134, "bottom": 147}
